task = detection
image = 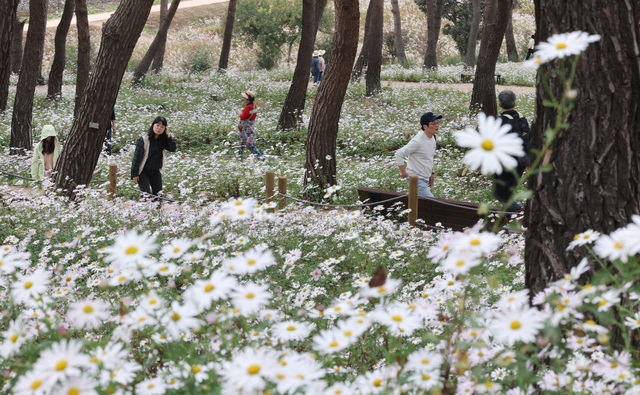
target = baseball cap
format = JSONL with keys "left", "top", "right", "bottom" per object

{"left": 420, "top": 112, "right": 443, "bottom": 126}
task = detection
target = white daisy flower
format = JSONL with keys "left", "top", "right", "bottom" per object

{"left": 160, "top": 237, "right": 193, "bottom": 259}
{"left": 455, "top": 112, "right": 525, "bottom": 175}
{"left": 489, "top": 306, "right": 547, "bottom": 344}
{"left": 535, "top": 31, "right": 601, "bottom": 62}
{"left": 219, "top": 348, "right": 279, "bottom": 393}
{"left": 135, "top": 376, "right": 167, "bottom": 395}
{"left": 271, "top": 320, "right": 314, "bottom": 342}
{"left": 566, "top": 230, "right": 601, "bottom": 250}
{"left": 67, "top": 299, "right": 111, "bottom": 329}
{"left": 11, "top": 269, "right": 50, "bottom": 304}
{"left": 102, "top": 231, "right": 156, "bottom": 265}
{"left": 184, "top": 271, "right": 237, "bottom": 312}
{"left": 230, "top": 282, "right": 272, "bottom": 315}
{"left": 31, "top": 339, "right": 90, "bottom": 381}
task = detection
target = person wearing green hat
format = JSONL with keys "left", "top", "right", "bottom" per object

{"left": 31, "top": 125, "right": 62, "bottom": 181}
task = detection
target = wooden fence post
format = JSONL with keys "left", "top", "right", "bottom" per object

{"left": 265, "top": 171, "right": 275, "bottom": 203}
{"left": 277, "top": 176, "right": 287, "bottom": 210}
{"left": 408, "top": 175, "right": 418, "bottom": 226}
{"left": 108, "top": 164, "right": 117, "bottom": 200}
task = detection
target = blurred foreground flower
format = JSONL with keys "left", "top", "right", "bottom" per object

{"left": 455, "top": 112, "right": 524, "bottom": 175}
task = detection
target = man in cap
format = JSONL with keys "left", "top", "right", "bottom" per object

{"left": 394, "top": 112, "right": 443, "bottom": 197}
{"left": 311, "top": 51, "right": 320, "bottom": 86}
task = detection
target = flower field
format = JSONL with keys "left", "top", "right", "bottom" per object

{"left": 0, "top": 9, "right": 639, "bottom": 394}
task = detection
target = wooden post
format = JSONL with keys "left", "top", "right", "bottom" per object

{"left": 265, "top": 171, "right": 275, "bottom": 203}
{"left": 408, "top": 175, "right": 418, "bottom": 226}
{"left": 277, "top": 176, "right": 287, "bottom": 210}
{"left": 108, "top": 164, "right": 117, "bottom": 200}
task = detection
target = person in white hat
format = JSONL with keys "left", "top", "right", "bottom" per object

{"left": 311, "top": 51, "right": 320, "bottom": 86}
{"left": 318, "top": 50, "right": 325, "bottom": 83}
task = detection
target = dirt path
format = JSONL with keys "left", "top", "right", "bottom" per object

{"left": 26, "top": 0, "right": 229, "bottom": 31}
{"left": 384, "top": 80, "right": 536, "bottom": 95}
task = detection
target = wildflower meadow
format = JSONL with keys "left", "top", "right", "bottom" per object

{"left": 1, "top": 12, "right": 639, "bottom": 395}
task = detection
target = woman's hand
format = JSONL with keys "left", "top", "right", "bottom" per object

{"left": 133, "top": 176, "right": 139, "bottom": 183}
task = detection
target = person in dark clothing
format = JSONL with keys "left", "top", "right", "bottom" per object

{"left": 104, "top": 109, "right": 116, "bottom": 156}
{"left": 131, "top": 116, "right": 176, "bottom": 200}
{"left": 311, "top": 50, "right": 320, "bottom": 86}
{"left": 494, "top": 90, "right": 530, "bottom": 213}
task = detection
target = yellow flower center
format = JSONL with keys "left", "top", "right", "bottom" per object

{"left": 11, "top": 334, "right": 19, "bottom": 343}
{"left": 287, "top": 326, "right": 296, "bottom": 331}
{"left": 614, "top": 241, "right": 623, "bottom": 249}
{"left": 83, "top": 305, "right": 94, "bottom": 313}
{"left": 125, "top": 246, "right": 138, "bottom": 255}
{"left": 247, "top": 259, "right": 256, "bottom": 266}
{"left": 481, "top": 140, "right": 494, "bottom": 151}
{"left": 56, "top": 360, "right": 67, "bottom": 371}
{"left": 456, "top": 260, "right": 465, "bottom": 267}
{"left": 173, "top": 247, "right": 180, "bottom": 253}
{"left": 248, "top": 365, "right": 260, "bottom": 375}
{"left": 171, "top": 313, "right": 181, "bottom": 321}
{"left": 556, "top": 42, "right": 567, "bottom": 49}
{"left": 68, "top": 388, "right": 80, "bottom": 395}
{"left": 24, "top": 281, "right": 33, "bottom": 289}
{"left": 422, "top": 374, "right": 431, "bottom": 380}
{"left": 192, "top": 366, "right": 201, "bottom": 373}
{"left": 204, "top": 284, "right": 214, "bottom": 292}
{"left": 511, "top": 320, "right": 521, "bottom": 330}
{"left": 392, "top": 315, "right": 403, "bottom": 322}
{"left": 329, "top": 341, "right": 339, "bottom": 347}
{"left": 31, "top": 380, "right": 42, "bottom": 390}
{"left": 586, "top": 320, "right": 596, "bottom": 325}
{"left": 246, "top": 293, "right": 255, "bottom": 299}
{"left": 373, "top": 379, "right": 382, "bottom": 387}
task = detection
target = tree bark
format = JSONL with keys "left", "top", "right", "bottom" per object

{"left": 276, "top": 0, "right": 328, "bottom": 131}
{"left": 74, "top": 0, "right": 90, "bottom": 117}
{"left": 423, "top": 0, "right": 443, "bottom": 69}
{"left": 504, "top": 11, "right": 518, "bottom": 62}
{"left": 10, "top": 0, "right": 47, "bottom": 153}
{"left": 525, "top": 0, "right": 640, "bottom": 295}
{"left": 132, "top": 0, "right": 181, "bottom": 85}
{"left": 55, "top": 0, "right": 155, "bottom": 196}
{"left": 218, "top": 0, "right": 237, "bottom": 71}
{"left": 390, "top": 0, "right": 407, "bottom": 64}
{"left": 0, "top": 0, "right": 20, "bottom": 113}
{"left": 469, "top": 0, "right": 510, "bottom": 115}
{"left": 10, "top": 17, "right": 24, "bottom": 74}
{"left": 351, "top": 0, "right": 375, "bottom": 81}
{"left": 464, "top": 0, "right": 481, "bottom": 69}
{"left": 365, "top": 0, "right": 383, "bottom": 96}
{"left": 47, "top": 0, "right": 75, "bottom": 100}
{"left": 151, "top": 0, "right": 168, "bottom": 73}
{"left": 305, "top": 0, "right": 359, "bottom": 200}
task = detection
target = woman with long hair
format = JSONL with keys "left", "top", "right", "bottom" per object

{"left": 237, "top": 90, "right": 264, "bottom": 161}
{"left": 131, "top": 116, "right": 176, "bottom": 200}
{"left": 31, "top": 125, "right": 61, "bottom": 181}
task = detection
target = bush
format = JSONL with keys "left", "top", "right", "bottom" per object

{"left": 188, "top": 47, "right": 213, "bottom": 73}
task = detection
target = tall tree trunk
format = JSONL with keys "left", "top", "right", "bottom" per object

{"left": 423, "top": 0, "right": 443, "bottom": 69}
{"left": 218, "top": 0, "right": 238, "bottom": 71}
{"left": 305, "top": 0, "right": 359, "bottom": 200}
{"left": 132, "top": 0, "right": 181, "bottom": 85}
{"left": 504, "top": 11, "right": 518, "bottom": 62}
{"left": 151, "top": 0, "right": 168, "bottom": 73}
{"left": 365, "top": 0, "right": 383, "bottom": 96}
{"left": 10, "top": 0, "right": 47, "bottom": 154}
{"left": 277, "top": 0, "right": 328, "bottom": 131}
{"left": 464, "top": 0, "right": 481, "bottom": 70}
{"left": 0, "top": 0, "right": 20, "bottom": 113}
{"left": 74, "top": 0, "right": 90, "bottom": 117}
{"left": 525, "top": 1, "right": 640, "bottom": 295}
{"left": 469, "top": 0, "right": 510, "bottom": 115}
{"left": 390, "top": 0, "right": 407, "bottom": 64}
{"left": 55, "top": 0, "right": 155, "bottom": 196}
{"left": 47, "top": 0, "right": 75, "bottom": 100}
{"left": 10, "top": 17, "right": 24, "bottom": 74}
{"left": 351, "top": 0, "right": 375, "bottom": 81}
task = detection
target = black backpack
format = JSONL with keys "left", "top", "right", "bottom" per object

{"left": 502, "top": 112, "right": 530, "bottom": 166}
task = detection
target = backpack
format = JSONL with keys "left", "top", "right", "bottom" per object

{"left": 502, "top": 112, "right": 530, "bottom": 166}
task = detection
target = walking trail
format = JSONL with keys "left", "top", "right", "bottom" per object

{"left": 25, "top": 0, "right": 229, "bottom": 31}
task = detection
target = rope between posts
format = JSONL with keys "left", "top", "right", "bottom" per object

{"left": 0, "top": 169, "right": 108, "bottom": 183}
{"left": 275, "top": 192, "right": 407, "bottom": 209}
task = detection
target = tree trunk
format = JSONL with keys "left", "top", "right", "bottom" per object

{"left": 423, "top": 0, "right": 443, "bottom": 69}
{"left": 132, "top": 0, "right": 181, "bottom": 85}
{"left": 151, "top": 0, "right": 168, "bottom": 73}
{"left": 365, "top": 0, "right": 383, "bottom": 96}
{"left": 469, "top": 0, "right": 510, "bottom": 116}
{"left": 10, "top": 0, "right": 47, "bottom": 154}
{"left": 218, "top": 0, "right": 238, "bottom": 71}
{"left": 504, "top": 11, "right": 518, "bottom": 62}
{"left": 305, "top": 0, "right": 359, "bottom": 200}
{"left": 276, "top": 0, "right": 328, "bottom": 131}
{"left": 351, "top": 0, "right": 375, "bottom": 81}
{"left": 11, "top": 17, "right": 24, "bottom": 74}
{"left": 47, "top": 0, "right": 75, "bottom": 100}
{"left": 55, "top": 0, "right": 155, "bottom": 196}
{"left": 390, "top": 0, "right": 407, "bottom": 64}
{"left": 464, "top": 0, "right": 481, "bottom": 70}
{"left": 74, "top": 0, "right": 90, "bottom": 117}
{"left": 0, "top": 0, "right": 20, "bottom": 113}
{"left": 525, "top": 1, "right": 640, "bottom": 295}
